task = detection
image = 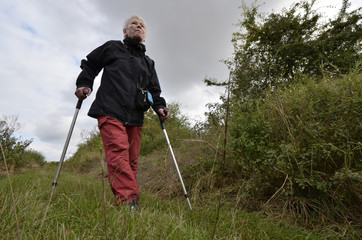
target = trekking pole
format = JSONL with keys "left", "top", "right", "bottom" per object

{"left": 38, "top": 88, "right": 90, "bottom": 239}
{"left": 52, "top": 88, "right": 89, "bottom": 187}
{"left": 159, "top": 110, "right": 192, "bottom": 211}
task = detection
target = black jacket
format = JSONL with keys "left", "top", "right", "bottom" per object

{"left": 76, "top": 38, "right": 166, "bottom": 126}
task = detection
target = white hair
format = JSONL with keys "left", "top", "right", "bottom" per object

{"left": 123, "top": 15, "right": 147, "bottom": 32}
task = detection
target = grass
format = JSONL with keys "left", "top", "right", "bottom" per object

{"left": 0, "top": 167, "right": 344, "bottom": 240}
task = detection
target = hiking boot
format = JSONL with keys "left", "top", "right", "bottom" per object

{"left": 129, "top": 199, "right": 139, "bottom": 211}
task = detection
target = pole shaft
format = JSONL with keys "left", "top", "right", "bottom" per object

{"left": 52, "top": 100, "right": 82, "bottom": 187}
{"left": 162, "top": 128, "right": 192, "bottom": 211}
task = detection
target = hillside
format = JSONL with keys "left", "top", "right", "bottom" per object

{"left": 0, "top": 168, "right": 346, "bottom": 239}
{"left": 62, "top": 70, "right": 361, "bottom": 239}
{"left": 1, "top": 69, "right": 361, "bottom": 239}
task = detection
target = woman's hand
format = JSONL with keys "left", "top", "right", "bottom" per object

{"left": 158, "top": 107, "right": 170, "bottom": 122}
{"left": 75, "top": 87, "right": 91, "bottom": 100}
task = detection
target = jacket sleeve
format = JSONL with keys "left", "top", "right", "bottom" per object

{"left": 75, "top": 41, "right": 114, "bottom": 90}
{"left": 146, "top": 57, "right": 167, "bottom": 112}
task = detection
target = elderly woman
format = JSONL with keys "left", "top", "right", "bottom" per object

{"left": 74, "top": 15, "right": 169, "bottom": 210}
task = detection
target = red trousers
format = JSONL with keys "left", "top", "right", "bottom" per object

{"left": 98, "top": 116, "right": 142, "bottom": 204}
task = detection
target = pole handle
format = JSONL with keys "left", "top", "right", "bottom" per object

{"left": 158, "top": 107, "right": 168, "bottom": 130}
{"left": 76, "top": 88, "right": 90, "bottom": 109}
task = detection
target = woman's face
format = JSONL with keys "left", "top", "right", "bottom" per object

{"left": 123, "top": 18, "right": 146, "bottom": 42}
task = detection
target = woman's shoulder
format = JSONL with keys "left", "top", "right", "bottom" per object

{"left": 100, "top": 40, "right": 129, "bottom": 56}
{"left": 104, "top": 40, "right": 126, "bottom": 48}
{"left": 144, "top": 55, "right": 154, "bottom": 64}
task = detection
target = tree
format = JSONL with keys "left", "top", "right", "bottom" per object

{"left": 317, "top": 0, "right": 362, "bottom": 76}
{"left": 228, "top": 0, "right": 361, "bottom": 100}
{"left": 200, "top": 0, "right": 362, "bottom": 222}
{"left": 0, "top": 115, "right": 33, "bottom": 167}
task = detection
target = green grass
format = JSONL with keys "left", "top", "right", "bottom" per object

{"left": 0, "top": 167, "right": 351, "bottom": 239}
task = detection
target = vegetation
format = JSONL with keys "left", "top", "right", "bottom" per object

{"left": 1, "top": 168, "right": 339, "bottom": 239}
{"left": 218, "top": 0, "right": 362, "bottom": 99}
{"left": 200, "top": 0, "right": 361, "bottom": 235}
{"left": 20, "top": 149, "right": 46, "bottom": 168}
{"left": 0, "top": 116, "right": 39, "bottom": 167}
{"left": 61, "top": 69, "right": 361, "bottom": 238}
{"left": 228, "top": 70, "right": 360, "bottom": 219}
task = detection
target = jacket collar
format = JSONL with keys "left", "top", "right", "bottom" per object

{"left": 123, "top": 37, "right": 146, "bottom": 56}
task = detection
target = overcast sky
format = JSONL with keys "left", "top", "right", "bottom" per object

{"left": 0, "top": 0, "right": 359, "bottom": 162}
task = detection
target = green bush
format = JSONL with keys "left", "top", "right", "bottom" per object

{"left": 20, "top": 149, "right": 46, "bottom": 167}
{"left": 228, "top": 70, "right": 361, "bottom": 221}
{"left": 64, "top": 127, "right": 103, "bottom": 173}
{"left": 141, "top": 102, "right": 193, "bottom": 155}
{"left": 0, "top": 115, "right": 32, "bottom": 168}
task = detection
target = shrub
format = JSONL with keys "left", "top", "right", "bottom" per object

{"left": 20, "top": 149, "right": 46, "bottom": 167}
{"left": 0, "top": 115, "right": 32, "bottom": 168}
{"left": 228, "top": 69, "right": 361, "bottom": 222}
{"left": 64, "top": 127, "right": 103, "bottom": 173}
{"left": 141, "top": 102, "right": 193, "bottom": 155}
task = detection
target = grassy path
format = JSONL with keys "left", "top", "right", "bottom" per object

{"left": 1, "top": 168, "right": 337, "bottom": 239}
